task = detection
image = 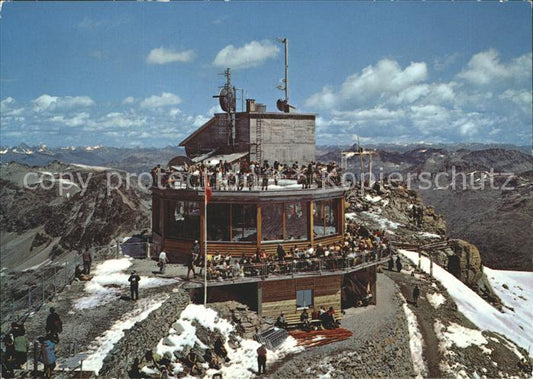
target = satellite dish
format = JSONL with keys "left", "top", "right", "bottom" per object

{"left": 277, "top": 99, "right": 295, "bottom": 113}
{"left": 219, "top": 85, "right": 235, "bottom": 113}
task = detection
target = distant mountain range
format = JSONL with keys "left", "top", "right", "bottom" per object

{"left": 0, "top": 143, "right": 185, "bottom": 173}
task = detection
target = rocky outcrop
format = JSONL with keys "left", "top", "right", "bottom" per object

{"left": 0, "top": 162, "right": 150, "bottom": 271}
{"left": 445, "top": 239, "right": 483, "bottom": 286}
{"left": 209, "top": 301, "right": 267, "bottom": 339}
{"left": 99, "top": 290, "right": 190, "bottom": 378}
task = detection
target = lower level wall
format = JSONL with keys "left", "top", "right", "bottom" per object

{"left": 260, "top": 275, "right": 342, "bottom": 319}
{"left": 189, "top": 283, "right": 259, "bottom": 311}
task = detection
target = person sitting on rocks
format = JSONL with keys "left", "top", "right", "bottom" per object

{"left": 158, "top": 352, "right": 174, "bottom": 374}
{"left": 184, "top": 351, "right": 203, "bottom": 376}
{"left": 74, "top": 264, "right": 91, "bottom": 281}
{"left": 143, "top": 350, "right": 161, "bottom": 371}
{"left": 128, "top": 358, "right": 142, "bottom": 378}
{"left": 300, "top": 308, "right": 311, "bottom": 331}
{"left": 275, "top": 312, "right": 287, "bottom": 329}
{"left": 203, "top": 349, "right": 221, "bottom": 370}
{"left": 214, "top": 337, "right": 230, "bottom": 363}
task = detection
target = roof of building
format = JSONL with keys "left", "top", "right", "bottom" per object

{"left": 178, "top": 117, "right": 216, "bottom": 146}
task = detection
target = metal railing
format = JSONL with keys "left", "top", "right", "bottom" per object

{"left": 203, "top": 249, "right": 392, "bottom": 282}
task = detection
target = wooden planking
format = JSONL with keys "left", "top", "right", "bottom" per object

{"left": 262, "top": 294, "right": 341, "bottom": 319}
{"left": 261, "top": 275, "right": 342, "bottom": 303}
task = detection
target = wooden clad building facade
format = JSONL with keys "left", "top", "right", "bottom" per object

{"left": 151, "top": 187, "right": 346, "bottom": 263}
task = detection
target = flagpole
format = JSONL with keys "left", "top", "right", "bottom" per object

{"left": 203, "top": 172, "right": 208, "bottom": 307}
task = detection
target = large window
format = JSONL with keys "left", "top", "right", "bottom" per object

{"left": 261, "top": 204, "right": 284, "bottom": 241}
{"left": 297, "top": 289, "right": 313, "bottom": 309}
{"left": 166, "top": 201, "right": 200, "bottom": 240}
{"left": 285, "top": 202, "right": 308, "bottom": 241}
{"left": 314, "top": 199, "right": 339, "bottom": 237}
{"left": 207, "top": 203, "right": 230, "bottom": 241}
{"left": 232, "top": 204, "right": 257, "bottom": 242}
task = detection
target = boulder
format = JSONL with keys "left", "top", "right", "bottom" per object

{"left": 447, "top": 239, "right": 483, "bottom": 286}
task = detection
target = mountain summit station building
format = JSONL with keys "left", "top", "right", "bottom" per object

{"left": 150, "top": 85, "right": 388, "bottom": 319}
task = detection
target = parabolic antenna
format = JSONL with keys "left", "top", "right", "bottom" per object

{"left": 219, "top": 85, "right": 236, "bottom": 113}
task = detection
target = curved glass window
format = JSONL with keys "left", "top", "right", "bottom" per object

{"left": 285, "top": 201, "right": 308, "bottom": 241}
{"left": 232, "top": 204, "right": 257, "bottom": 242}
{"left": 166, "top": 201, "right": 200, "bottom": 240}
{"left": 261, "top": 204, "right": 284, "bottom": 241}
{"left": 207, "top": 203, "right": 230, "bottom": 241}
{"left": 314, "top": 199, "right": 339, "bottom": 237}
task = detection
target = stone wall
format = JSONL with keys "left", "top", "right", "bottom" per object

{"left": 98, "top": 290, "right": 190, "bottom": 378}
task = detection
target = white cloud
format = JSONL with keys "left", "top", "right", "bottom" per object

{"left": 32, "top": 94, "right": 95, "bottom": 112}
{"left": 49, "top": 112, "right": 90, "bottom": 127}
{"left": 499, "top": 89, "right": 532, "bottom": 113}
{"left": 457, "top": 49, "right": 532, "bottom": 86}
{"left": 306, "top": 59, "right": 428, "bottom": 109}
{"left": 140, "top": 92, "right": 182, "bottom": 108}
{"left": 213, "top": 40, "right": 279, "bottom": 69}
{"left": 122, "top": 96, "right": 135, "bottom": 105}
{"left": 146, "top": 47, "right": 195, "bottom": 65}
{"left": 168, "top": 108, "right": 182, "bottom": 118}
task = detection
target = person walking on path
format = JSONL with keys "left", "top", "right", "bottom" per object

{"left": 45, "top": 308, "right": 62, "bottom": 340}
{"left": 388, "top": 256, "right": 394, "bottom": 271}
{"left": 40, "top": 333, "right": 57, "bottom": 378}
{"left": 128, "top": 270, "right": 141, "bottom": 300}
{"left": 413, "top": 284, "right": 420, "bottom": 307}
{"left": 12, "top": 323, "right": 28, "bottom": 369}
{"left": 158, "top": 250, "right": 169, "bottom": 274}
{"left": 257, "top": 344, "right": 267, "bottom": 375}
{"left": 82, "top": 249, "right": 92, "bottom": 275}
{"left": 395, "top": 256, "right": 402, "bottom": 273}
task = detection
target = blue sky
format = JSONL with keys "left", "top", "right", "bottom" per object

{"left": 1, "top": 2, "right": 531, "bottom": 147}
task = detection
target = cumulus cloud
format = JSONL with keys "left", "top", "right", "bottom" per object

{"left": 457, "top": 49, "right": 532, "bottom": 86}
{"left": 32, "top": 94, "right": 95, "bottom": 112}
{"left": 122, "top": 96, "right": 136, "bottom": 105}
{"left": 140, "top": 92, "right": 182, "bottom": 108}
{"left": 306, "top": 49, "right": 531, "bottom": 145}
{"left": 306, "top": 59, "right": 428, "bottom": 109}
{"left": 213, "top": 40, "right": 279, "bottom": 69}
{"left": 49, "top": 112, "right": 90, "bottom": 127}
{"left": 146, "top": 47, "right": 195, "bottom": 65}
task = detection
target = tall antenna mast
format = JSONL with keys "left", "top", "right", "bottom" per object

{"left": 276, "top": 38, "right": 294, "bottom": 113}
{"left": 276, "top": 37, "right": 289, "bottom": 103}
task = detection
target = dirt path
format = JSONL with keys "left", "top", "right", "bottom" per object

{"left": 385, "top": 269, "right": 442, "bottom": 378}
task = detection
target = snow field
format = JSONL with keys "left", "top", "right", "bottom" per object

{"left": 75, "top": 257, "right": 177, "bottom": 309}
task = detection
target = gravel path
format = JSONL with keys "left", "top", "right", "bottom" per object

{"left": 267, "top": 272, "right": 414, "bottom": 378}
{"left": 385, "top": 269, "right": 442, "bottom": 378}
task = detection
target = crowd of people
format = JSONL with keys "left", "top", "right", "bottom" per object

{"left": 128, "top": 336, "right": 231, "bottom": 378}
{"left": 276, "top": 306, "right": 341, "bottom": 332}
{"left": 151, "top": 159, "right": 343, "bottom": 191}
{"left": 1, "top": 307, "right": 63, "bottom": 378}
{"left": 182, "top": 218, "right": 392, "bottom": 282}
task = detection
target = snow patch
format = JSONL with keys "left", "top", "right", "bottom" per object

{"left": 399, "top": 293, "right": 428, "bottom": 378}
{"left": 426, "top": 292, "right": 446, "bottom": 309}
{"left": 362, "top": 211, "right": 402, "bottom": 231}
{"left": 417, "top": 232, "right": 441, "bottom": 239}
{"left": 75, "top": 258, "right": 177, "bottom": 309}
